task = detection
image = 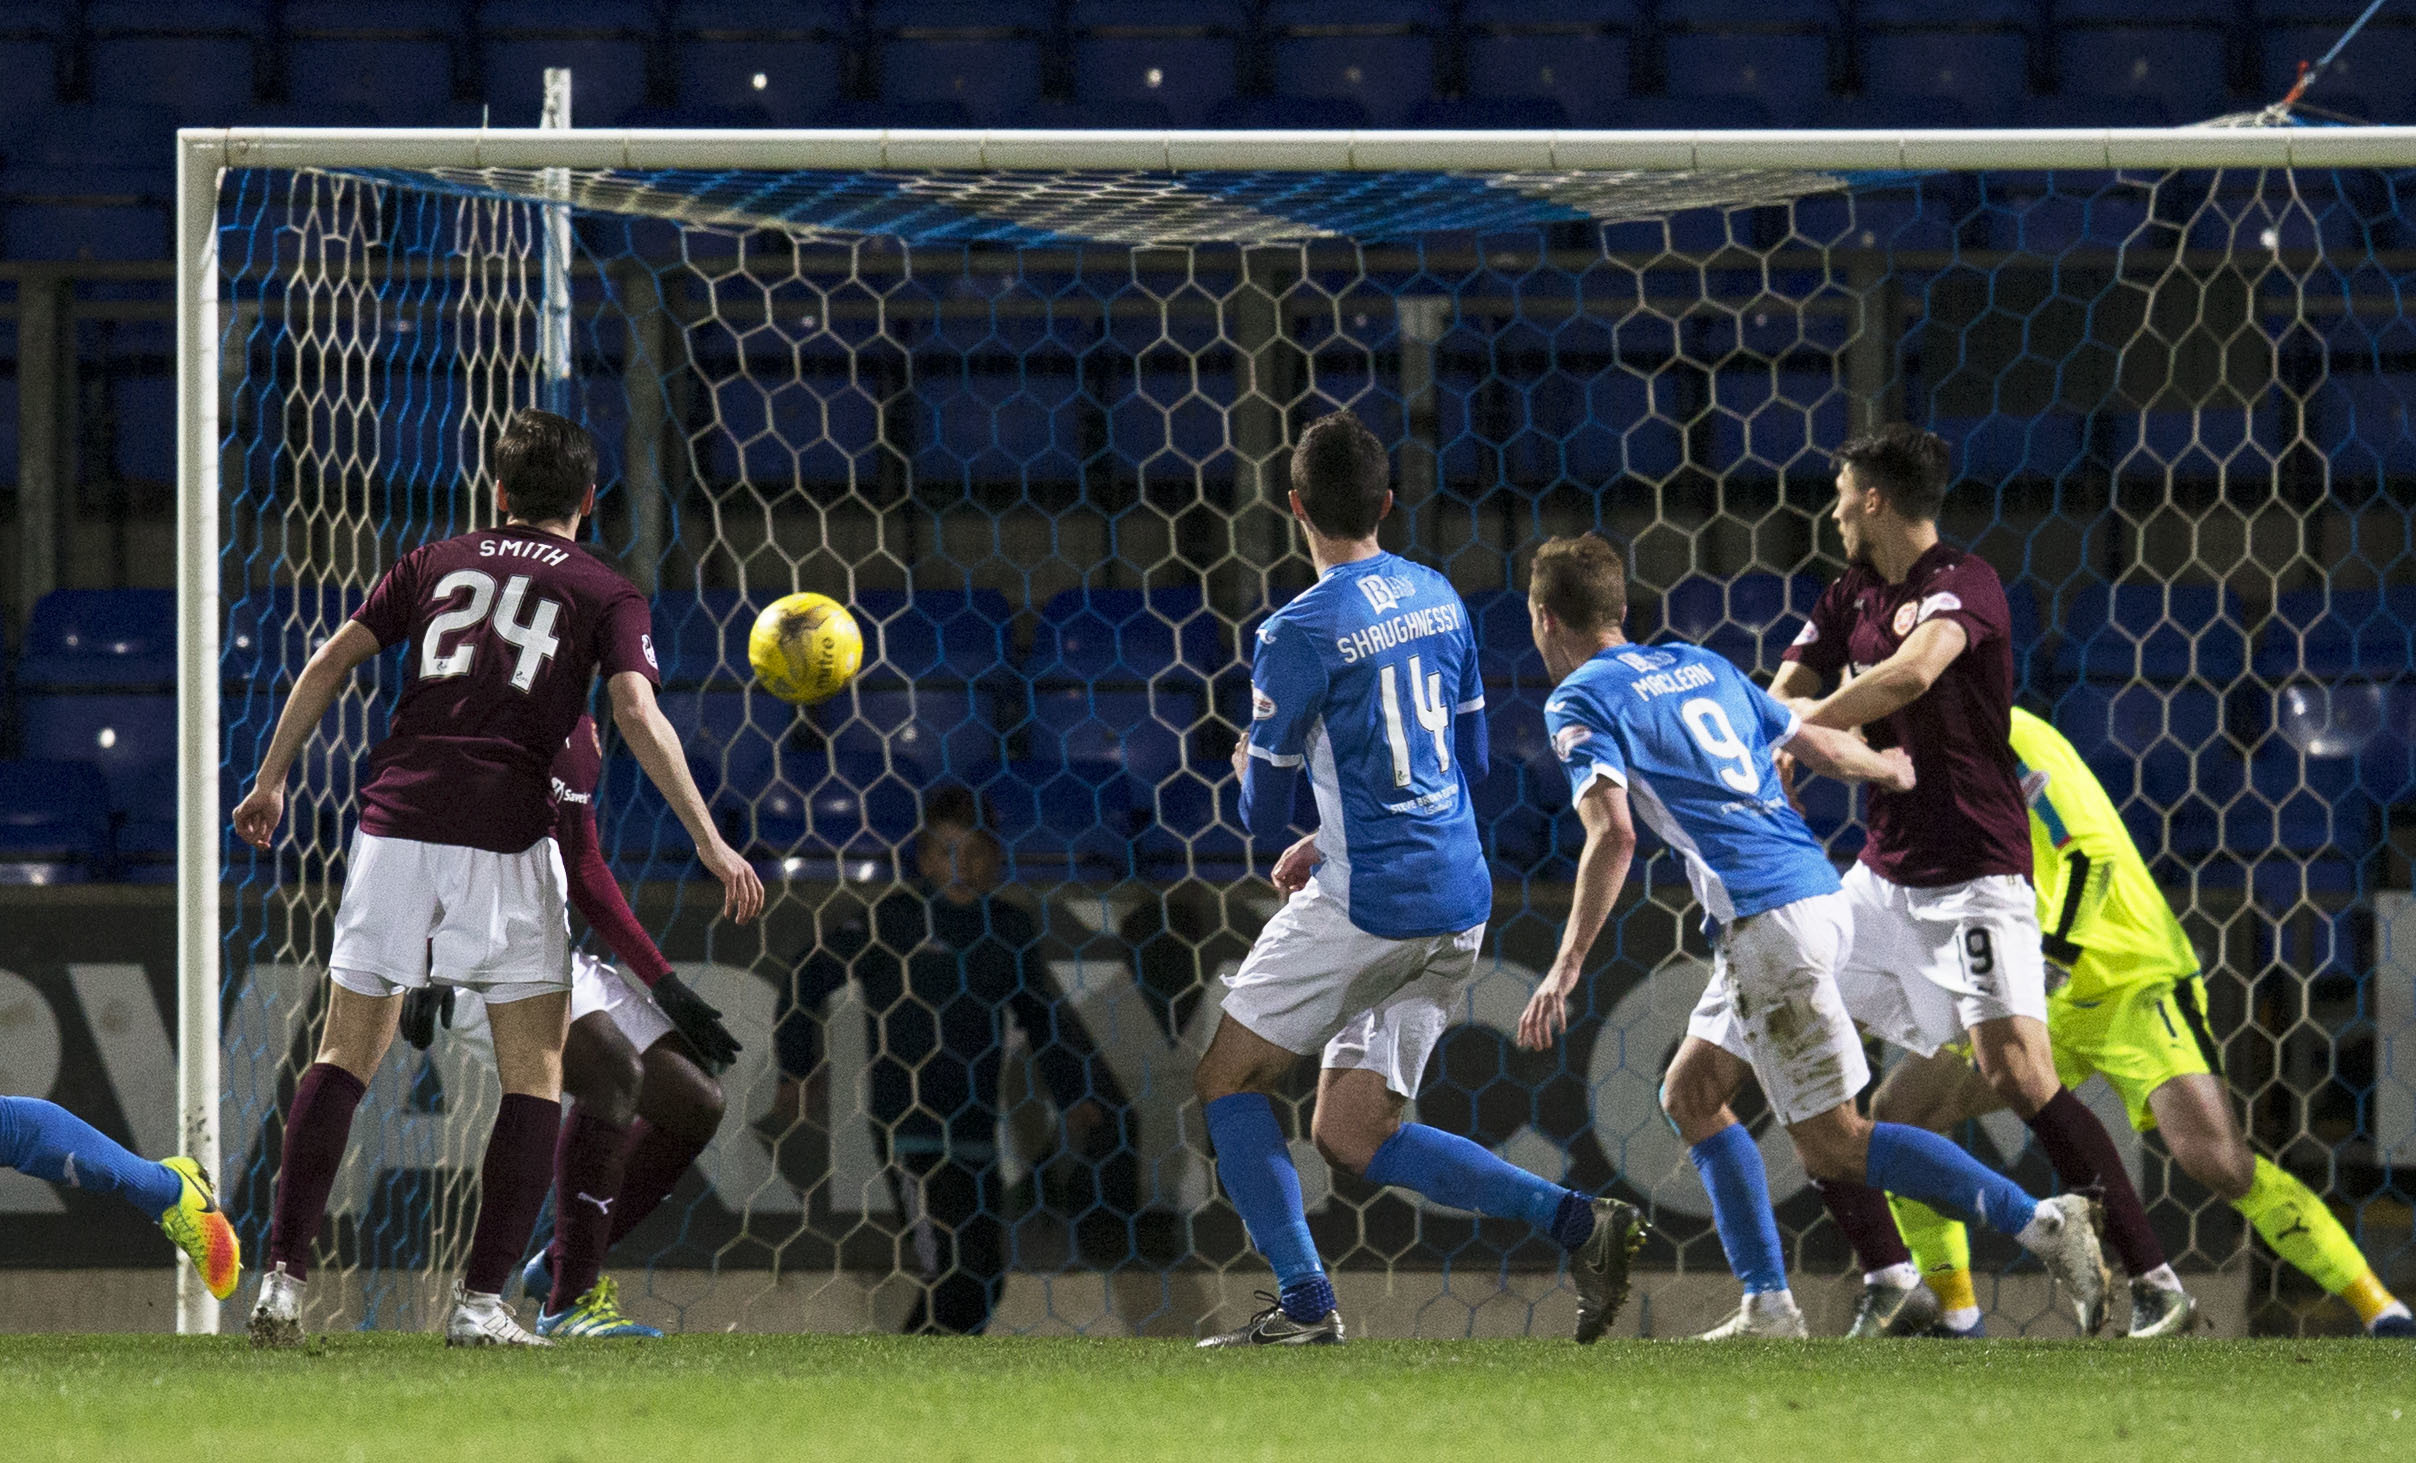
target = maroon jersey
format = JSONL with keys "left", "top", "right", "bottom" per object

{"left": 549, "top": 714, "right": 672, "bottom": 986}
{"left": 352, "top": 526, "right": 659, "bottom": 854}
{"left": 1782, "top": 543, "right": 2032, "bottom": 888}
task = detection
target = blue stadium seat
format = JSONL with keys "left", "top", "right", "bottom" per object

{"left": 222, "top": 584, "right": 364, "bottom": 686}
{"left": 1662, "top": 14, "right": 1838, "bottom": 124}
{"left": 2050, "top": 682, "right": 2235, "bottom": 860}
{"left": 2254, "top": 587, "right": 2416, "bottom": 681}
{"left": 1134, "top": 770, "right": 1301, "bottom": 880}
{"left": 1472, "top": 683, "right": 1571, "bottom": 877}
{"left": 598, "top": 754, "right": 696, "bottom": 876}
{"left": 1, "top": 104, "right": 178, "bottom": 259}
{"left": 20, "top": 693, "right": 177, "bottom": 813}
{"left": 1941, "top": 414, "right": 2088, "bottom": 485}
{"left": 2009, "top": 92, "right": 2174, "bottom": 129}
{"left": 1815, "top": 93, "right": 1984, "bottom": 129}
{"left": 2108, "top": 410, "right": 2281, "bottom": 483}
{"left": 649, "top": 589, "right": 762, "bottom": 687}
{"left": 817, "top": 684, "right": 1005, "bottom": 779}
{"left": 730, "top": 750, "right": 922, "bottom": 865}
{"left": 88, "top": 1, "right": 261, "bottom": 123}
{"left": 0, "top": 760, "right": 111, "bottom": 885}
{"left": 1020, "top": 685, "right": 1199, "bottom": 786}
{"left": 283, "top": 1, "right": 462, "bottom": 121}
{"left": 705, "top": 368, "right": 882, "bottom": 491}
{"left": 1028, "top": 587, "right": 1220, "bottom": 683}
{"left": 1205, "top": 94, "right": 1370, "bottom": 129}
{"left": 875, "top": 1, "right": 1052, "bottom": 127}
{"left": 2246, "top": 738, "right": 2375, "bottom": 862}
{"left": 675, "top": 0, "right": 847, "bottom": 126}
{"left": 19, "top": 589, "right": 176, "bottom": 688}
{"left": 916, "top": 366, "right": 1083, "bottom": 488}
{"left": 1595, "top": 93, "right": 1775, "bottom": 130}
{"left": 2264, "top": 680, "right": 2416, "bottom": 806}
{"left": 0, "top": 8, "right": 62, "bottom": 111}
{"left": 851, "top": 587, "right": 1014, "bottom": 684}
{"left": 1462, "top": 0, "right": 1632, "bottom": 127}
{"left": 1655, "top": 572, "right": 1826, "bottom": 679}
{"left": 2262, "top": 19, "right": 2416, "bottom": 107}
{"left": 654, "top": 688, "right": 769, "bottom": 787}
{"left": 1071, "top": 0, "right": 1245, "bottom": 127}
{"left": 987, "top": 760, "right": 1147, "bottom": 876}
{"left": 812, "top": 96, "right": 975, "bottom": 128}
{"left": 2051, "top": 583, "right": 2248, "bottom": 683}
{"left": 1711, "top": 369, "right": 1848, "bottom": 482}
{"left": 1406, "top": 95, "right": 1572, "bottom": 129}
{"left": 480, "top": 1, "right": 658, "bottom": 127}
{"left": 1266, "top": 0, "right": 1443, "bottom": 128}
{"left": 2052, "top": 0, "right": 2241, "bottom": 121}
{"left": 1463, "top": 589, "right": 1548, "bottom": 685}
{"left": 115, "top": 762, "right": 177, "bottom": 884}
{"left": 1103, "top": 369, "right": 1234, "bottom": 479}
{"left": 2305, "top": 372, "right": 2416, "bottom": 481}
{"left": 1857, "top": 16, "right": 2034, "bottom": 107}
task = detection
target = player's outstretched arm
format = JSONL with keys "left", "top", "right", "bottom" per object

{"left": 607, "top": 670, "right": 764, "bottom": 925}
{"left": 1517, "top": 777, "right": 1636, "bottom": 1052}
{"left": 231, "top": 620, "right": 382, "bottom": 850}
{"left": 1802, "top": 618, "right": 1967, "bottom": 732}
{"left": 1785, "top": 722, "right": 1916, "bottom": 792}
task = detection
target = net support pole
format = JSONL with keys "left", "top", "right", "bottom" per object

{"left": 173, "top": 131, "right": 224, "bottom": 1337}
{"left": 1845, "top": 249, "right": 1903, "bottom": 433}
{"left": 618, "top": 259, "right": 668, "bottom": 592}
{"left": 541, "top": 68, "right": 574, "bottom": 415}
{"left": 1396, "top": 296, "right": 1447, "bottom": 533}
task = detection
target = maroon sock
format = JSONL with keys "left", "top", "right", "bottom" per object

{"left": 463, "top": 1093, "right": 562, "bottom": 1296}
{"left": 606, "top": 1119, "right": 712, "bottom": 1250}
{"left": 2026, "top": 1086, "right": 2168, "bottom": 1275}
{"left": 545, "top": 1106, "right": 631, "bottom": 1311}
{"left": 267, "top": 1063, "right": 368, "bottom": 1279}
{"left": 1814, "top": 1177, "right": 1913, "bottom": 1273}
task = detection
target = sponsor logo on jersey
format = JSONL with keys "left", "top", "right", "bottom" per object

{"left": 1891, "top": 601, "right": 1919, "bottom": 636}
{"left": 641, "top": 632, "right": 658, "bottom": 671}
{"left": 1791, "top": 620, "right": 1819, "bottom": 647}
{"left": 1552, "top": 723, "right": 1593, "bottom": 760}
{"left": 1915, "top": 590, "right": 1962, "bottom": 625}
{"left": 1356, "top": 572, "right": 1419, "bottom": 615}
{"left": 551, "top": 776, "right": 592, "bottom": 807}
{"left": 1252, "top": 687, "right": 1277, "bottom": 720}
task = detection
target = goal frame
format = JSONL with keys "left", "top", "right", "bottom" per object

{"left": 172, "top": 122, "right": 2416, "bottom": 1334}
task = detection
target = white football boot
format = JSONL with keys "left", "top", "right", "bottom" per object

{"left": 443, "top": 1280, "right": 554, "bottom": 1348}
{"left": 247, "top": 1261, "right": 305, "bottom": 1350}
{"left": 2018, "top": 1192, "right": 2112, "bottom": 1335}
{"left": 1692, "top": 1290, "right": 1809, "bottom": 1340}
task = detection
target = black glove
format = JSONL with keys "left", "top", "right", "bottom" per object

{"left": 398, "top": 985, "right": 455, "bottom": 1050}
{"left": 653, "top": 971, "right": 741, "bottom": 1074}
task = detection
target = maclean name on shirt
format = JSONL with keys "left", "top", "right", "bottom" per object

{"left": 481, "top": 538, "right": 574, "bottom": 567}
{"left": 1335, "top": 600, "right": 1462, "bottom": 664}
{"left": 1622, "top": 658, "right": 1716, "bottom": 701}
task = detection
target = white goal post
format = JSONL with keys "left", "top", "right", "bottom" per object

{"left": 175, "top": 124, "right": 2416, "bottom": 1338}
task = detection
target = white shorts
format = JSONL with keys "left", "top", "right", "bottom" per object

{"left": 1220, "top": 880, "right": 1485, "bottom": 1098}
{"left": 569, "top": 950, "right": 675, "bottom": 1052}
{"left": 1683, "top": 890, "right": 1870, "bottom": 1125}
{"left": 326, "top": 829, "right": 571, "bottom": 1003}
{"left": 1832, "top": 863, "right": 2048, "bottom": 1058}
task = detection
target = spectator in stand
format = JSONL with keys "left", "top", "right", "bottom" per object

{"left": 775, "top": 785, "right": 1133, "bottom": 1334}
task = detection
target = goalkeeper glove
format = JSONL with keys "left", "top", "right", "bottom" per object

{"left": 653, "top": 972, "right": 741, "bottom": 1074}
{"left": 398, "top": 985, "right": 455, "bottom": 1050}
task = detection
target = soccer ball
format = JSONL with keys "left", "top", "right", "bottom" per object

{"left": 748, "top": 592, "right": 863, "bottom": 706}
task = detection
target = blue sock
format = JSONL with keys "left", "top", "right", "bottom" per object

{"left": 1866, "top": 1122, "right": 2039, "bottom": 1238}
{"left": 1204, "top": 1093, "right": 1330, "bottom": 1322}
{"left": 1689, "top": 1123, "right": 1788, "bottom": 1294}
{"left": 1363, "top": 1122, "right": 1585, "bottom": 1245}
{"left": 0, "top": 1096, "right": 183, "bottom": 1216}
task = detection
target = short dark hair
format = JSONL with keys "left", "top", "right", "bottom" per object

{"left": 1526, "top": 533, "right": 1628, "bottom": 635}
{"left": 1289, "top": 411, "right": 1390, "bottom": 539}
{"left": 492, "top": 408, "right": 598, "bottom": 524}
{"left": 1834, "top": 423, "right": 1951, "bottom": 522}
{"left": 922, "top": 783, "right": 991, "bottom": 833}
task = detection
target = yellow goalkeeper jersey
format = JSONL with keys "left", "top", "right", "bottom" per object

{"left": 2009, "top": 706, "right": 2201, "bottom": 1002}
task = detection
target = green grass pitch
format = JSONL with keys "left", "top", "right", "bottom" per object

{"left": 5, "top": 1334, "right": 2408, "bottom": 1462}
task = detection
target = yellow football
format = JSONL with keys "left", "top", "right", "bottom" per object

{"left": 748, "top": 591, "right": 864, "bottom": 706}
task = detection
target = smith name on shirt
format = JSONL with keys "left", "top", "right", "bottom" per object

{"left": 479, "top": 537, "right": 575, "bottom": 567}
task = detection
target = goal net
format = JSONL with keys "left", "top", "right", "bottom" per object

{"left": 185, "top": 127, "right": 2416, "bottom": 1339}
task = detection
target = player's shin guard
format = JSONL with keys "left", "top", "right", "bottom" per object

{"left": 464, "top": 1094, "right": 563, "bottom": 1296}
{"left": 2235, "top": 1155, "right": 2401, "bottom": 1325}
{"left": 2026, "top": 1087, "right": 2168, "bottom": 1277}
{"left": 546, "top": 1106, "right": 631, "bottom": 1312}
{"left": 1203, "top": 1093, "right": 1332, "bottom": 1323}
{"left": 1812, "top": 1177, "right": 1914, "bottom": 1276}
{"left": 1363, "top": 1122, "right": 1589, "bottom": 1247}
{"left": 605, "top": 1119, "right": 712, "bottom": 1249}
{"left": 1865, "top": 1122, "right": 2039, "bottom": 1238}
{"left": 1887, "top": 1193, "right": 1977, "bottom": 1315}
{"left": 0, "top": 1096, "right": 184, "bottom": 1215}
{"left": 268, "top": 1063, "right": 368, "bottom": 1279}
{"left": 1689, "top": 1123, "right": 1787, "bottom": 1294}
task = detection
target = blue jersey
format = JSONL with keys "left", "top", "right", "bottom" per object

{"left": 1241, "top": 554, "right": 1492, "bottom": 940}
{"left": 1545, "top": 641, "right": 1839, "bottom": 924}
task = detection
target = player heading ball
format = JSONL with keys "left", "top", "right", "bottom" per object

{"left": 231, "top": 407, "right": 762, "bottom": 1349}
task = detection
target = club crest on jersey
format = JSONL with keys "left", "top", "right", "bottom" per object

{"left": 1892, "top": 601, "right": 1920, "bottom": 636}
{"left": 1356, "top": 573, "right": 1418, "bottom": 615}
{"left": 1251, "top": 687, "right": 1277, "bottom": 720}
{"left": 1552, "top": 723, "right": 1593, "bottom": 760}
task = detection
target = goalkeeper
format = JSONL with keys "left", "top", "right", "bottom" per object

{"left": 1874, "top": 706, "right": 2414, "bottom": 1338}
